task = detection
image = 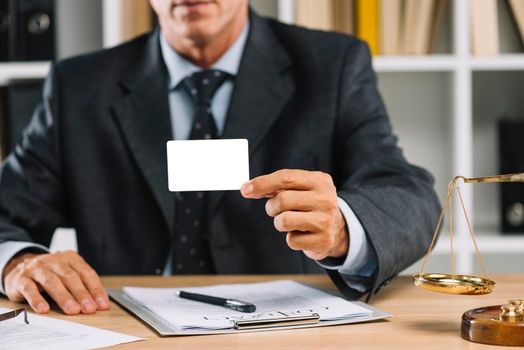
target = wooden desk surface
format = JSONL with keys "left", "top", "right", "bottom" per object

{"left": 1, "top": 274, "right": 523, "bottom": 349}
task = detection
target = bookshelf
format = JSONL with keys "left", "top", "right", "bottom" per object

{"left": 1, "top": 0, "right": 524, "bottom": 275}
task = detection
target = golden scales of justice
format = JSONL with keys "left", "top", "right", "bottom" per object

{"left": 412, "top": 173, "right": 524, "bottom": 346}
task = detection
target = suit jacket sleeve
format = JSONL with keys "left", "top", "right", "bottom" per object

{"left": 328, "top": 39, "right": 441, "bottom": 300}
{"left": 0, "top": 66, "right": 69, "bottom": 248}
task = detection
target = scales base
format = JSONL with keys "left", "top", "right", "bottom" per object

{"left": 461, "top": 305, "right": 524, "bottom": 346}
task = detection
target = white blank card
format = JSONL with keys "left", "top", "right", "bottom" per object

{"left": 167, "top": 139, "right": 249, "bottom": 192}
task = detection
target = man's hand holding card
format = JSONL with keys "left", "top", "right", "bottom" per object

{"left": 167, "top": 139, "right": 348, "bottom": 261}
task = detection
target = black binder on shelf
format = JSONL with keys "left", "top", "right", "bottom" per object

{"left": 498, "top": 118, "right": 524, "bottom": 234}
{"left": 2, "top": 80, "right": 43, "bottom": 158}
{"left": 8, "top": 0, "right": 55, "bottom": 61}
{"left": 0, "top": 0, "right": 8, "bottom": 61}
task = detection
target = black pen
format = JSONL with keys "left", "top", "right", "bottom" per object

{"left": 177, "top": 290, "right": 256, "bottom": 313}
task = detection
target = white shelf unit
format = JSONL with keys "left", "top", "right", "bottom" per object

{"left": 1, "top": 0, "right": 523, "bottom": 273}
{"left": 373, "top": 55, "right": 457, "bottom": 72}
{"left": 0, "top": 62, "right": 50, "bottom": 85}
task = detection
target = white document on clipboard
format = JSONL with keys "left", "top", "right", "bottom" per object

{"left": 108, "top": 280, "right": 391, "bottom": 335}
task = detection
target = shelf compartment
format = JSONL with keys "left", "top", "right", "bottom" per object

{"left": 378, "top": 71, "right": 454, "bottom": 198}
{"left": 470, "top": 55, "right": 524, "bottom": 71}
{"left": 472, "top": 71, "right": 524, "bottom": 231}
{"left": 0, "top": 62, "right": 51, "bottom": 85}
{"left": 373, "top": 55, "right": 457, "bottom": 72}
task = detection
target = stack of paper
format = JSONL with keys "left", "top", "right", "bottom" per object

{"left": 123, "top": 280, "right": 372, "bottom": 331}
{"left": 0, "top": 307, "right": 142, "bottom": 349}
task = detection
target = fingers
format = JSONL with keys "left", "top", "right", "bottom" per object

{"left": 241, "top": 169, "right": 346, "bottom": 259}
{"left": 286, "top": 232, "right": 332, "bottom": 261}
{"left": 3, "top": 251, "right": 108, "bottom": 315}
{"left": 69, "top": 258, "right": 109, "bottom": 310}
{"left": 276, "top": 211, "right": 347, "bottom": 259}
{"left": 241, "top": 169, "right": 323, "bottom": 199}
{"left": 31, "top": 269, "right": 81, "bottom": 315}
{"left": 273, "top": 211, "right": 329, "bottom": 233}
{"left": 16, "top": 277, "right": 49, "bottom": 314}
{"left": 265, "top": 191, "right": 316, "bottom": 217}
{"left": 49, "top": 264, "right": 97, "bottom": 314}
{"left": 286, "top": 231, "right": 319, "bottom": 251}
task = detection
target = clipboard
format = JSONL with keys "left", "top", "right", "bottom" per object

{"left": 108, "top": 288, "right": 391, "bottom": 336}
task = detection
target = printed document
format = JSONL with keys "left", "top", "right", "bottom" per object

{"left": 0, "top": 307, "right": 142, "bottom": 349}
{"left": 123, "top": 280, "right": 372, "bottom": 330}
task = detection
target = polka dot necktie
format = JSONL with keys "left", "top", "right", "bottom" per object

{"left": 173, "top": 69, "right": 230, "bottom": 274}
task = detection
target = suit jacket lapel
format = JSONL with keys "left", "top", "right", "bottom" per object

{"left": 209, "top": 13, "right": 295, "bottom": 214}
{"left": 112, "top": 31, "right": 175, "bottom": 232}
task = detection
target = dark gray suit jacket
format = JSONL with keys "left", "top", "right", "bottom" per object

{"left": 0, "top": 12, "right": 440, "bottom": 299}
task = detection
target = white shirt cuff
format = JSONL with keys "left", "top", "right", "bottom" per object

{"left": 316, "top": 197, "right": 377, "bottom": 278}
{"left": 0, "top": 241, "right": 49, "bottom": 295}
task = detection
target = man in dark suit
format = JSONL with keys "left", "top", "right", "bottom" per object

{"left": 0, "top": 0, "right": 440, "bottom": 315}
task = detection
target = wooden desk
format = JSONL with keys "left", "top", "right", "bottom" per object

{"left": 1, "top": 274, "right": 523, "bottom": 349}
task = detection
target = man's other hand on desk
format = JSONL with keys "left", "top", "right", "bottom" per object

{"left": 2, "top": 250, "right": 109, "bottom": 315}
{"left": 241, "top": 169, "right": 349, "bottom": 261}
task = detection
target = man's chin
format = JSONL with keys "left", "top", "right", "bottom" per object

{"left": 180, "top": 22, "right": 219, "bottom": 44}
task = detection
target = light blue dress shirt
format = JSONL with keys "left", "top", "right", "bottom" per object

{"left": 0, "top": 23, "right": 377, "bottom": 295}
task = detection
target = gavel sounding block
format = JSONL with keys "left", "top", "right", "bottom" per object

{"left": 462, "top": 305, "right": 524, "bottom": 346}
